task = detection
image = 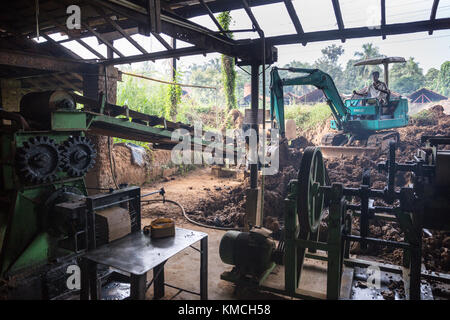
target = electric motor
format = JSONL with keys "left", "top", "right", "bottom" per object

{"left": 219, "top": 230, "right": 275, "bottom": 278}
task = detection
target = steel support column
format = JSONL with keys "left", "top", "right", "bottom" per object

{"left": 250, "top": 63, "right": 259, "bottom": 189}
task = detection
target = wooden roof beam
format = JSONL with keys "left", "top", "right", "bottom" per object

{"left": 102, "top": 46, "right": 211, "bottom": 66}
{"left": 283, "top": 0, "right": 306, "bottom": 46}
{"left": 241, "top": 0, "right": 263, "bottom": 38}
{"left": 429, "top": 0, "right": 440, "bottom": 35}
{"left": 91, "top": 4, "right": 148, "bottom": 54}
{"left": 331, "top": 0, "right": 345, "bottom": 42}
{"left": 263, "top": 17, "right": 450, "bottom": 46}
{"left": 199, "top": 0, "right": 226, "bottom": 35}
{"left": 82, "top": 22, "right": 125, "bottom": 58}
{"left": 0, "top": 49, "right": 95, "bottom": 73}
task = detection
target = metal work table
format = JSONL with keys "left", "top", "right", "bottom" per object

{"left": 80, "top": 227, "right": 208, "bottom": 300}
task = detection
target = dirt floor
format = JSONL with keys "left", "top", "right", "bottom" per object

{"left": 135, "top": 103, "right": 450, "bottom": 300}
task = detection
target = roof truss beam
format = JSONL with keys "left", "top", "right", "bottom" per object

{"left": 241, "top": 0, "right": 263, "bottom": 37}
{"left": 91, "top": 0, "right": 237, "bottom": 57}
{"left": 0, "top": 49, "right": 95, "bottom": 73}
{"left": 331, "top": 0, "right": 345, "bottom": 42}
{"left": 283, "top": 0, "right": 305, "bottom": 45}
{"left": 429, "top": 0, "right": 440, "bottom": 35}
{"left": 263, "top": 17, "right": 450, "bottom": 46}
{"left": 199, "top": 0, "right": 226, "bottom": 35}
{"left": 91, "top": 4, "right": 148, "bottom": 54}
{"left": 175, "top": 0, "right": 284, "bottom": 19}
{"left": 381, "top": 0, "right": 386, "bottom": 39}
{"left": 102, "top": 46, "right": 211, "bottom": 65}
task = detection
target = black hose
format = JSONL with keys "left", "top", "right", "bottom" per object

{"left": 141, "top": 199, "right": 243, "bottom": 231}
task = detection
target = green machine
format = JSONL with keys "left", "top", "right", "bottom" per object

{"left": 270, "top": 57, "right": 409, "bottom": 157}
{"left": 0, "top": 91, "right": 96, "bottom": 298}
{"left": 1, "top": 90, "right": 233, "bottom": 299}
{"left": 220, "top": 137, "right": 450, "bottom": 300}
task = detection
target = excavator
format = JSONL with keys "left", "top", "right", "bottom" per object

{"left": 270, "top": 57, "right": 409, "bottom": 157}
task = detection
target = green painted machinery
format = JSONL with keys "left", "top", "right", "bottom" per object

{"left": 220, "top": 136, "right": 450, "bottom": 299}
{"left": 0, "top": 91, "right": 96, "bottom": 298}
{"left": 270, "top": 57, "right": 409, "bottom": 157}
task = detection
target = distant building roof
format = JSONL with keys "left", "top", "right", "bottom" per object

{"left": 408, "top": 88, "right": 448, "bottom": 104}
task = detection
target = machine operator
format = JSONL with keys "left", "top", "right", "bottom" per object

{"left": 353, "top": 71, "right": 391, "bottom": 108}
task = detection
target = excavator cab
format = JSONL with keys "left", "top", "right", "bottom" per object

{"left": 270, "top": 57, "right": 410, "bottom": 158}
{"left": 342, "top": 57, "right": 409, "bottom": 131}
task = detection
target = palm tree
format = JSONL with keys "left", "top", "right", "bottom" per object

{"left": 354, "top": 43, "right": 384, "bottom": 78}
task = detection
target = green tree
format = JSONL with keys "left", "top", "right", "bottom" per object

{"left": 425, "top": 68, "right": 439, "bottom": 91}
{"left": 437, "top": 61, "right": 450, "bottom": 96}
{"left": 354, "top": 43, "right": 384, "bottom": 79}
{"left": 315, "top": 45, "right": 345, "bottom": 91}
{"left": 390, "top": 57, "right": 425, "bottom": 94}
{"left": 218, "top": 12, "right": 237, "bottom": 110}
{"left": 321, "top": 44, "right": 345, "bottom": 64}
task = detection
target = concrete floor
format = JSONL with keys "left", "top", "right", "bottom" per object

{"left": 139, "top": 219, "right": 331, "bottom": 300}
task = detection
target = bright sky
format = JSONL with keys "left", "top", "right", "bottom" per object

{"left": 43, "top": 0, "right": 450, "bottom": 74}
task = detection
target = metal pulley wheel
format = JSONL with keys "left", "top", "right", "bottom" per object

{"left": 297, "top": 146, "right": 327, "bottom": 236}
{"left": 60, "top": 136, "right": 97, "bottom": 177}
{"left": 16, "top": 136, "right": 61, "bottom": 184}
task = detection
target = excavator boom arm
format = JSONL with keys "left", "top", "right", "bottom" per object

{"left": 270, "top": 67, "right": 348, "bottom": 136}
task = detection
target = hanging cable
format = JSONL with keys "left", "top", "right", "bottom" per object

{"left": 141, "top": 198, "right": 243, "bottom": 231}
{"left": 121, "top": 71, "right": 217, "bottom": 90}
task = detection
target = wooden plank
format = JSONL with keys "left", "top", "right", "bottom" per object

{"left": 0, "top": 49, "right": 94, "bottom": 73}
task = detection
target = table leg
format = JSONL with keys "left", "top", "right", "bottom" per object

{"left": 80, "top": 258, "right": 98, "bottom": 300}
{"left": 154, "top": 263, "right": 165, "bottom": 299}
{"left": 130, "top": 273, "right": 147, "bottom": 300}
{"left": 200, "top": 236, "right": 208, "bottom": 300}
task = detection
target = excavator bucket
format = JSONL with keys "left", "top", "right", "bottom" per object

{"left": 319, "top": 145, "right": 378, "bottom": 158}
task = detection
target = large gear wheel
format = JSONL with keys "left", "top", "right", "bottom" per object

{"left": 60, "top": 136, "right": 96, "bottom": 177}
{"left": 16, "top": 136, "right": 61, "bottom": 184}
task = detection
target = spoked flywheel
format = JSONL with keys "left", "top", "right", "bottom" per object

{"left": 295, "top": 146, "right": 327, "bottom": 282}
{"left": 298, "top": 146, "right": 327, "bottom": 236}
{"left": 60, "top": 136, "right": 97, "bottom": 177}
{"left": 16, "top": 136, "right": 62, "bottom": 184}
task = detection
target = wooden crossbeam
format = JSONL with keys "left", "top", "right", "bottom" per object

{"left": 103, "top": 46, "right": 211, "bottom": 66}
{"left": 264, "top": 18, "right": 450, "bottom": 46}
{"left": 0, "top": 49, "right": 94, "bottom": 73}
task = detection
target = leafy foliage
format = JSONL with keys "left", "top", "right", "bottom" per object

{"left": 284, "top": 103, "right": 332, "bottom": 130}
{"left": 218, "top": 11, "right": 237, "bottom": 110}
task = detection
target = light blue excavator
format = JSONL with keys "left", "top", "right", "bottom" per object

{"left": 270, "top": 57, "right": 409, "bottom": 157}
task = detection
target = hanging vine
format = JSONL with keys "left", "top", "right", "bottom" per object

{"left": 218, "top": 11, "right": 237, "bottom": 111}
{"left": 166, "top": 69, "right": 182, "bottom": 121}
